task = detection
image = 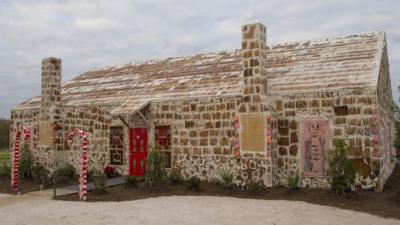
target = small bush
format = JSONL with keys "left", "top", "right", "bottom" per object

{"left": 32, "top": 164, "right": 50, "bottom": 184}
{"left": 125, "top": 175, "right": 138, "bottom": 187}
{"left": 168, "top": 168, "right": 183, "bottom": 185}
{"left": 145, "top": 149, "right": 167, "bottom": 188}
{"left": 0, "top": 161, "right": 11, "bottom": 177}
{"left": 104, "top": 166, "right": 115, "bottom": 178}
{"left": 55, "top": 163, "right": 76, "bottom": 181}
{"left": 286, "top": 173, "right": 300, "bottom": 190}
{"left": 328, "top": 139, "right": 356, "bottom": 195}
{"left": 220, "top": 170, "right": 234, "bottom": 190}
{"left": 94, "top": 174, "right": 106, "bottom": 192}
{"left": 248, "top": 180, "right": 265, "bottom": 193}
{"left": 19, "top": 144, "right": 33, "bottom": 178}
{"left": 187, "top": 176, "right": 201, "bottom": 191}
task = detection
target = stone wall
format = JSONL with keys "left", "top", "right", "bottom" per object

{"left": 11, "top": 94, "right": 275, "bottom": 188}
{"left": 375, "top": 41, "right": 396, "bottom": 190}
{"left": 153, "top": 96, "right": 273, "bottom": 187}
{"left": 270, "top": 86, "right": 394, "bottom": 190}
{"left": 10, "top": 88, "right": 394, "bottom": 191}
{"left": 11, "top": 105, "right": 116, "bottom": 173}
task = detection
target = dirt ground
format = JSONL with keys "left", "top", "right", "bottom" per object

{"left": 0, "top": 176, "right": 79, "bottom": 194}
{"left": 58, "top": 163, "right": 400, "bottom": 220}
{"left": 0, "top": 194, "right": 399, "bottom": 225}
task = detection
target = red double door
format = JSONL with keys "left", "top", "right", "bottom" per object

{"left": 129, "top": 128, "right": 148, "bottom": 176}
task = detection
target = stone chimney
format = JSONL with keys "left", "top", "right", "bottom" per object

{"left": 39, "top": 57, "right": 62, "bottom": 148}
{"left": 40, "top": 57, "right": 62, "bottom": 121}
{"left": 239, "top": 23, "right": 268, "bottom": 113}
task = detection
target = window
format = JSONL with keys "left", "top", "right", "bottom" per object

{"left": 110, "top": 126, "right": 124, "bottom": 165}
{"left": 333, "top": 105, "right": 348, "bottom": 116}
{"left": 300, "top": 119, "right": 329, "bottom": 176}
{"left": 155, "top": 126, "right": 171, "bottom": 168}
{"left": 240, "top": 114, "right": 265, "bottom": 152}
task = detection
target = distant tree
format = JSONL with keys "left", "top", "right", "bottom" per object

{"left": 394, "top": 86, "right": 400, "bottom": 154}
{"left": 394, "top": 103, "right": 400, "bottom": 149}
{"left": 0, "top": 119, "right": 10, "bottom": 150}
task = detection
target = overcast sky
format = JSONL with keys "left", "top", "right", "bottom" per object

{"left": 0, "top": 0, "right": 399, "bottom": 118}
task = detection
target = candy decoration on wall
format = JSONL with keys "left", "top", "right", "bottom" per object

{"left": 265, "top": 113, "right": 273, "bottom": 158}
{"left": 232, "top": 115, "right": 241, "bottom": 157}
{"left": 11, "top": 127, "right": 31, "bottom": 192}
{"left": 66, "top": 128, "right": 88, "bottom": 201}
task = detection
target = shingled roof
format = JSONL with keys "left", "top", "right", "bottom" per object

{"left": 15, "top": 32, "right": 385, "bottom": 111}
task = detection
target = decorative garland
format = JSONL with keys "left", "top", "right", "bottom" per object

{"left": 66, "top": 128, "right": 88, "bottom": 201}
{"left": 11, "top": 127, "right": 31, "bottom": 192}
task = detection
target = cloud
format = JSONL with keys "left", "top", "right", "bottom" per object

{"left": 74, "top": 17, "right": 119, "bottom": 31}
{"left": 0, "top": 0, "right": 399, "bottom": 118}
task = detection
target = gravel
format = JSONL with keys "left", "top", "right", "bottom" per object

{"left": 0, "top": 195, "right": 399, "bottom": 225}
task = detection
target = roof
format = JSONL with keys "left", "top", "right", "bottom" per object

{"left": 14, "top": 32, "right": 385, "bottom": 111}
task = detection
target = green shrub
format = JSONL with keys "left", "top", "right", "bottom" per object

{"left": 248, "top": 180, "right": 265, "bottom": 193}
{"left": 125, "top": 175, "right": 138, "bottom": 187}
{"left": 32, "top": 164, "right": 49, "bottom": 184}
{"left": 286, "top": 173, "right": 300, "bottom": 190}
{"left": 19, "top": 144, "right": 33, "bottom": 178}
{"left": 55, "top": 163, "right": 76, "bottom": 181}
{"left": 0, "top": 151, "right": 9, "bottom": 163}
{"left": 187, "top": 176, "right": 201, "bottom": 191}
{"left": 145, "top": 149, "right": 167, "bottom": 188}
{"left": 0, "top": 161, "right": 11, "bottom": 177}
{"left": 328, "top": 139, "right": 356, "bottom": 195}
{"left": 94, "top": 174, "right": 106, "bottom": 192}
{"left": 220, "top": 169, "right": 234, "bottom": 189}
{"left": 168, "top": 168, "right": 183, "bottom": 185}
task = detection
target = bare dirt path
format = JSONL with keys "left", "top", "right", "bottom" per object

{"left": 0, "top": 194, "right": 399, "bottom": 225}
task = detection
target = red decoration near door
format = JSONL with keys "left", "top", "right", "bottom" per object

{"left": 129, "top": 128, "right": 148, "bottom": 176}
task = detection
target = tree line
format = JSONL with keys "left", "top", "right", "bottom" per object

{"left": 0, "top": 119, "right": 10, "bottom": 150}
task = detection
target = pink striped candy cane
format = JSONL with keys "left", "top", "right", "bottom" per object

{"left": 11, "top": 127, "right": 31, "bottom": 192}
{"left": 66, "top": 128, "right": 88, "bottom": 201}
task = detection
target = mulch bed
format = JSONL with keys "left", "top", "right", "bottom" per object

{"left": 57, "top": 164, "right": 400, "bottom": 220}
{"left": 0, "top": 176, "right": 80, "bottom": 194}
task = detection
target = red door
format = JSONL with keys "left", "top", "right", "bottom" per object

{"left": 129, "top": 128, "right": 148, "bottom": 176}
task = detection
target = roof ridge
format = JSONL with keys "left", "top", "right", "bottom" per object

{"left": 86, "top": 31, "right": 384, "bottom": 73}
{"left": 269, "top": 31, "right": 384, "bottom": 49}
{"left": 87, "top": 49, "right": 240, "bottom": 72}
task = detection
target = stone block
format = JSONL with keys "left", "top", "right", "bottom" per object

{"left": 289, "top": 145, "right": 298, "bottom": 156}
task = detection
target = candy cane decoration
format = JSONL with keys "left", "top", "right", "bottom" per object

{"left": 66, "top": 128, "right": 88, "bottom": 201}
{"left": 11, "top": 127, "right": 31, "bottom": 192}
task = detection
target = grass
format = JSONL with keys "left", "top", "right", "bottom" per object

{"left": 0, "top": 150, "right": 10, "bottom": 166}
